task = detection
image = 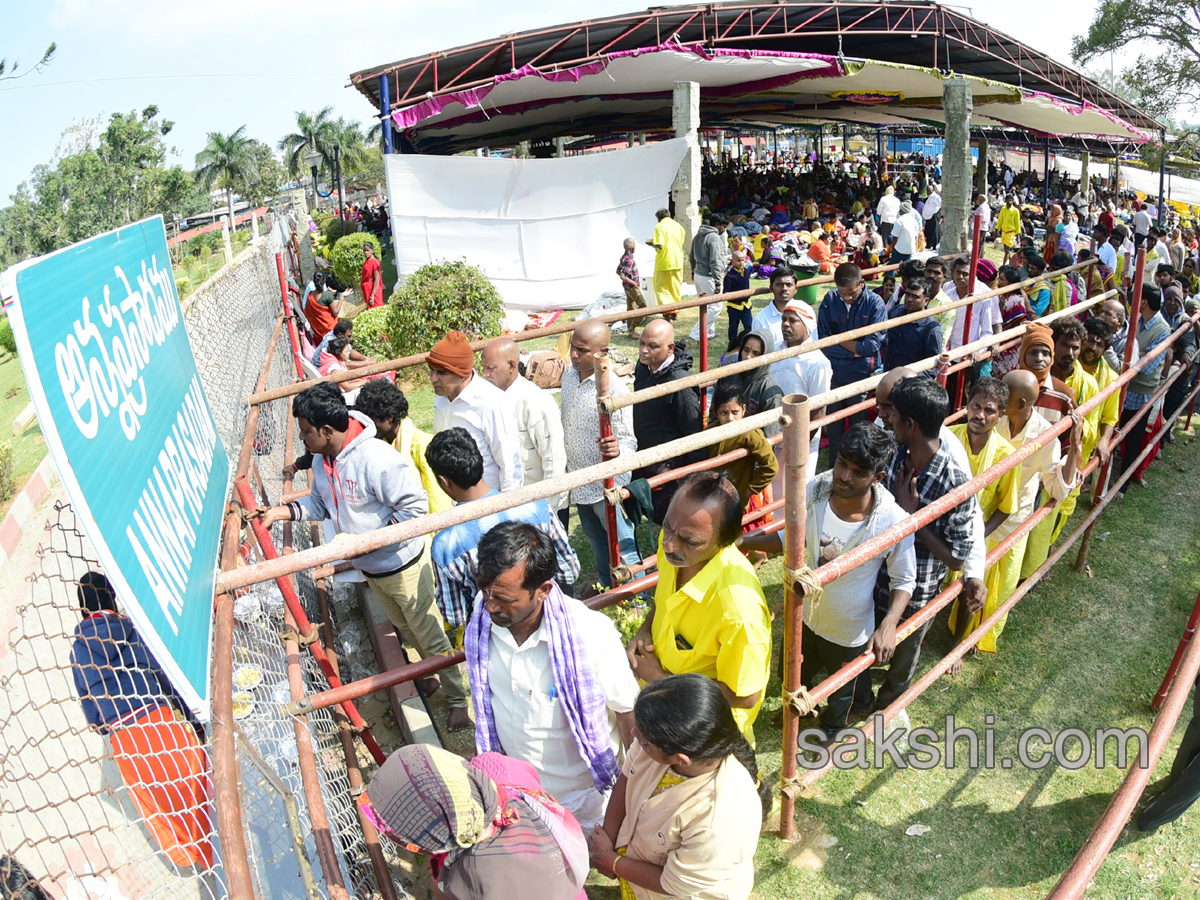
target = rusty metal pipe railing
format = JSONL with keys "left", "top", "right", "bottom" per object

{"left": 1045, "top": 627, "right": 1200, "bottom": 899}
{"left": 212, "top": 512, "right": 257, "bottom": 900}
{"left": 778, "top": 394, "right": 810, "bottom": 840}
{"left": 277, "top": 252, "right": 306, "bottom": 381}
{"left": 1152, "top": 588, "right": 1200, "bottom": 713}
{"left": 246, "top": 262, "right": 904, "bottom": 405}
{"left": 231, "top": 477, "right": 387, "bottom": 765}
{"left": 600, "top": 259, "right": 1097, "bottom": 414}
{"left": 217, "top": 292, "right": 1114, "bottom": 596}
{"left": 309, "top": 523, "right": 402, "bottom": 900}
{"left": 280, "top": 406, "right": 351, "bottom": 900}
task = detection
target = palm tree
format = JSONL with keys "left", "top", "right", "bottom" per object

{"left": 194, "top": 126, "right": 254, "bottom": 228}
{"left": 332, "top": 117, "right": 372, "bottom": 179}
{"left": 277, "top": 107, "right": 338, "bottom": 179}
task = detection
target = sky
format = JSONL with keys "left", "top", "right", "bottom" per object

{"left": 0, "top": 0, "right": 1135, "bottom": 202}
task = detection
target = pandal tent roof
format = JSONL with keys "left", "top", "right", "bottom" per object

{"left": 350, "top": 1, "right": 1157, "bottom": 154}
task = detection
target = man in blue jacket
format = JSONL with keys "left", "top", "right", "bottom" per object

{"left": 818, "top": 262, "right": 887, "bottom": 462}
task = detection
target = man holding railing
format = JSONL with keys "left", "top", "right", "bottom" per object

{"left": 856, "top": 377, "right": 981, "bottom": 716}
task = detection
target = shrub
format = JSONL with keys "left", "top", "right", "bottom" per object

{"left": 0, "top": 317, "right": 16, "bottom": 356}
{"left": 174, "top": 276, "right": 192, "bottom": 300}
{"left": 320, "top": 214, "right": 355, "bottom": 249}
{"left": 330, "top": 231, "right": 383, "bottom": 296}
{"left": 349, "top": 306, "right": 391, "bottom": 360}
{"left": 0, "top": 441, "right": 14, "bottom": 502}
{"left": 385, "top": 259, "right": 504, "bottom": 358}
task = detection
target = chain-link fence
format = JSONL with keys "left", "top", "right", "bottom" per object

{"left": 0, "top": 214, "right": 408, "bottom": 900}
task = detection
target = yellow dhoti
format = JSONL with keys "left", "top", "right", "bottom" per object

{"left": 949, "top": 534, "right": 1027, "bottom": 654}
{"left": 653, "top": 267, "right": 682, "bottom": 308}
{"left": 1020, "top": 490, "right": 1058, "bottom": 579}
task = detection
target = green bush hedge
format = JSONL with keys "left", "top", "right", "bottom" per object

{"left": 385, "top": 259, "right": 504, "bottom": 358}
{"left": 330, "top": 232, "right": 383, "bottom": 296}
{"left": 0, "top": 317, "right": 16, "bottom": 356}
{"left": 349, "top": 306, "right": 390, "bottom": 360}
{"left": 0, "top": 440, "right": 14, "bottom": 502}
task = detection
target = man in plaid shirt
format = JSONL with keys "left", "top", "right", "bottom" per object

{"left": 855, "top": 377, "right": 982, "bottom": 715}
{"left": 616, "top": 237, "right": 648, "bottom": 337}
{"left": 426, "top": 428, "right": 579, "bottom": 634}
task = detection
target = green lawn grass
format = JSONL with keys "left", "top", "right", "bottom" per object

{"left": 0, "top": 353, "right": 47, "bottom": 518}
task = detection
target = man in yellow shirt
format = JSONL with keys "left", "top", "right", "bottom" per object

{"left": 947, "top": 378, "right": 1021, "bottom": 662}
{"left": 647, "top": 208, "right": 687, "bottom": 312}
{"left": 996, "top": 195, "right": 1021, "bottom": 264}
{"left": 1047, "top": 318, "right": 1099, "bottom": 542}
{"left": 626, "top": 472, "right": 771, "bottom": 744}
{"left": 1078, "top": 316, "right": 1121, "bottom": 467}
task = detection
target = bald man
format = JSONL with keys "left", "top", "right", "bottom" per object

{"left": 1100, "top": 297, "right": 1138, "bottom": 372}
{"left": 482, "top": 337, "right": 568, "bottom": 511}
{"left": 997, "top": 370, "right": 1081, "bottom": 610}
{"left": 632, "top": 318, "right": 704, "bottom": 524}
{"left": 561, "top": 320, "right": 642, "bottom": 588}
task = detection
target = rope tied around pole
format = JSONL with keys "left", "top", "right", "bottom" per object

{"left": 782, "top": 685, "right": 818, "bottom": 718}
{"left": 784, "top": 564, "right": 824, "bottom": 613}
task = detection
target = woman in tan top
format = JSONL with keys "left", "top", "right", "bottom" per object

{"left": 587, "top": 674, "right": 767, "bottom": 900}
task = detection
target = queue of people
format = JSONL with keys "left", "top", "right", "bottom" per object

{"left": 69, "top": 155, "right": 1200, "bottom": 898}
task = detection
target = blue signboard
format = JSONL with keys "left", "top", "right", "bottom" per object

{"left": 0, "top": 216, "right": 229, "bottom": 717}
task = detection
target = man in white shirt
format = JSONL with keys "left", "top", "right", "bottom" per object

{"left": 972, "top": 194, "right": 992, "bottom": 235}
{"left": 876, "top": 185, "right": 900, "bottom": 245}
{"left": 465, "top": 522, "right": 638, "bottom": 830}
{"left": 890, "top": 200, "right": 923, "bottom": 262}
{"left": 771, "top": 298, "right": 831, "bottom": 481}
{"left": 1097, "top": 226, "right": 1119, "bottom": 272}
{"left": 943, "top": 255, "right": 1002, "bottom": 350}
{"left": 922, "top": 184, "right": 943, "bottom": 251}
{"left": 480, "top": 337, "right": 567, "bottom": 510}
{"left": 1133, "top": 206, "right": 1153, "bottom": 247}
{"left": 429, "top": 330, "right": 523, "bottom": 492}
{"left": 560, "top": 320, "right": 641, "bottom": 588}
{"left": 750, "top": 266, "right": 797, "bottom": 350}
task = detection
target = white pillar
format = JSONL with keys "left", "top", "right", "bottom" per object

{"left": 639, "top": 133, "right": 647, "bottom": 145}
{"left": 672, "top": 80, "right": 702, "bottom": 281}
{"left": 250, "top": 210, "right": 261, "bottom": 244}
{"left": 555, "top": 137, "right": 565, "bottom": 158}
{"left": 1080, "top": 150, "right": 1090, "bottom": 194}
{"left": 941, "top": 77, "right": 974, "bottom": 255}
{"left": 220, "top": 216, "right": 234, "bottom": 265}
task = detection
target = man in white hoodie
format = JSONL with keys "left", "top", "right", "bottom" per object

{"left": 261, "top": 382, "right": 471, "bottom": 731}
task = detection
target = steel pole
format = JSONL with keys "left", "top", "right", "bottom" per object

{"left": 778, "top": 393, "right": 810, "bottom": 840}
{"left": 379, "top": 74, "right": 393, "bottom": 154}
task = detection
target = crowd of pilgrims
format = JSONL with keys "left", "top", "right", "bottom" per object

{"left": 57, "top": 148, "right": 1200, "bottom": 900}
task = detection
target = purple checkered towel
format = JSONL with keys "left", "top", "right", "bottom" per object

{"left": 465, "top": 583, "right": 620, "bottom": 793}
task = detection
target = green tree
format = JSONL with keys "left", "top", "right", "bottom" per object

{"left": 0, "top": 106, "right": 206, "bottom": 268}
{"left": 1072, "top": 2, "right": 1194, "bottom": 122}
{"left": 277, "top": 106, "right": 338, "bottom": 179}
{"left": 195, "top": 126, "right": 254, "bottom": 226}
{"left": 231, "top": 140, "right": 287, "bottom": 210}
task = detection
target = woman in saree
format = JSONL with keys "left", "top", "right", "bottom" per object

{"left": 361, "top": 745, "right": 589, "bottom": 900}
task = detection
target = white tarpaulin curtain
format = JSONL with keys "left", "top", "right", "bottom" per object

{"left": 384, "top": 139, "right": 690, "bottom": 310}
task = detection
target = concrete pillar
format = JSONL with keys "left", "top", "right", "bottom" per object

{"left": 555, "top": 137, "right": 565, "bottom": 158}
{"left": 220, "top": 216, "right": 234, "bottom": 265}
{"left": 941, "top": 77, "right": 974, "bottom": 255}
{"left": 639, "top": 133, "right": 647, "bottom": 145}
{"left": 672, "top": 80, "right": 702, "bottom": 281}
{"left": 1080, "top": 150, "right": 1090, "bottom": 195}
{"left": 628, "top": 134, "right": 635, "bottom": 148}
{"left": 250, "top": 210, "right": 260, "bottom": 244}
{"left": 975, "top": 137, "right": 989, "bottom": 198}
